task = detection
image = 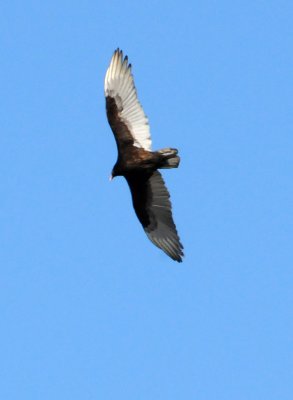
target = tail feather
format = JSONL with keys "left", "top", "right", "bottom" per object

{"left": 162, "top": 156, "right": 180, "bottom": 168}
{"left": 158, "top": 148, "right": 180, "bottom": 169}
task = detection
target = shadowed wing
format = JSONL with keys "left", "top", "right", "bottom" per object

{"left": 125, "top": 171, "right": 184, "bottom": 262}
{"left": 104, "top": 49, "right": 152, "bottom": 152}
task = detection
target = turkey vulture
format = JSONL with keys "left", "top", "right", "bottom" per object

{"left": 104, "top": 49, "right": 184, "bottom": 262}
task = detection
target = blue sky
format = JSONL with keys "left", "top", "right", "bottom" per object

{"left": 1, "top": 1, "right": 292, "bottom": 399}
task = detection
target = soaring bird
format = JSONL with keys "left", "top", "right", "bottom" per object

{"left": 104, "top": 49, "right": 184, "bottom": 262}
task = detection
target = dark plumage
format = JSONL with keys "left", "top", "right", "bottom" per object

{"left": 104, "top": 49, "right": 184, "bottom": 262}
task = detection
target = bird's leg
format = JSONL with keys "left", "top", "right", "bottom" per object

{"left": 157, "top": 148, "right": 178, "bottom": 157}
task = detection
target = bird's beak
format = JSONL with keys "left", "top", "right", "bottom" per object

{"left": 109, "top": 174, "right": 113, "bottom": 181}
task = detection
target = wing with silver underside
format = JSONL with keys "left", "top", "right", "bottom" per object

{"left": 104, "top": 49, "right": 152, "bottom": 151}
{"left": 126, "top": 171, "right": 184, "bottom": 262}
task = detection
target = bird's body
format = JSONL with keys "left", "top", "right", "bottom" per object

{"left": 104, "top": 49, "right": 184, "bottom": 262}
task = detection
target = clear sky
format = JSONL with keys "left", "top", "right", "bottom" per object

{"left": 1, "top": 1, "right": 292, "bottom": 399}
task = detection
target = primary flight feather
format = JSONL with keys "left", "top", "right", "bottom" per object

{"left": 104, "top": 49, "right": 184, "bottom": 262}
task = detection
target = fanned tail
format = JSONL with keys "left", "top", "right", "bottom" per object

{"left": 158, "top": 148, "right": 180, "bottom": 169}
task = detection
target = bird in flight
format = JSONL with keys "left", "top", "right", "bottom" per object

{"left": 104, "top": 49, "right": 184, "bottom": 262}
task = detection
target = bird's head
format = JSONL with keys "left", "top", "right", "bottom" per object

{"left": 109, "top": 164, "right": 120, "bottom": 181}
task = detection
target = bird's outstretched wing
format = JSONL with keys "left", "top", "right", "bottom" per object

{"left": 104, "top": 49, "right": 152, "bottom": 152}
{"left": 125, "top": 171, "right": 184, "bottom": 262}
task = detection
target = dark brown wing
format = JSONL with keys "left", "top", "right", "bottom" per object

{"left": 125, "top": 171, "right": 184, "bottom": 262}
{"left": 106, "top": 96, "right": 134, "bottom": 151}
{"left": 104, "top": 49, "right": 152, "bottom": 153}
